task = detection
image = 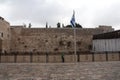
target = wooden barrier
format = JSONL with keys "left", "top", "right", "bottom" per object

{"left": 0, "top": 52, "right": 120, "bottom": 63}
{"left": 94, "top": 53, "right": 106, "bottom": 61}
{"left": 48, "top": 55, "right": 61, "bottom": 63}
{"left": 79, "top": 54, "right": 92, "bottom": 62}
{"left": 17, "top": 55, "right": 30, "bottom": 63}
{"left": 1, "top": 55, "right": 14, "bottom": 63}
{"left": 108, "top": 53, "right": 119, "bottom": 61}
{"left": 64, "top": 54, "right": 75, "bottom": 63}
{"left": 32, "top": 55, "right": 46, "bottom": 63}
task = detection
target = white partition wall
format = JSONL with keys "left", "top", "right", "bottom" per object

{"left": 93, "top": 39, "right": 120, "bottom": 52}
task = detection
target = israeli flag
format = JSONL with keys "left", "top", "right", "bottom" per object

{"left": 70, "top": 11, "right": 76, "bottom": 27}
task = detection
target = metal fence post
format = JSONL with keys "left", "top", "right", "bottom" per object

{"left": 0, "top": 52, "right": 1, "bottom": 63}
{"left": 14, "top": 52, "right": 17, "bottom": 63}
{"left": 30, "top": 52, "right": 32, "bottom": 63}
{"left": 92, "top": 52, "right": 94, "bottom": 62}
{"left": 46, "top": 52, "right": 48, "bottom": 63}
{"left": 106, "top": 52, "right": 108, "bottom": 61}
{"left": 77, "top": 52, "right": 79, "bottom": 62}
{"left": 119, "top": 52, "right": 120, "bottom": 61}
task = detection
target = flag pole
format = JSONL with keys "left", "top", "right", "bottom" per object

{"left": 70, "top": 10, "right": 77, "bottom": 63}
{"left": 73, "top": 10, "right": 77, "bottom": 63}
{"left": 74, "top": 26, "right": 77, "bottom": 63}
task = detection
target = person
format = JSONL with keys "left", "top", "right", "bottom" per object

{"left": 61, "top": 53, "right": 64, "bottom": 63}
{"left": 28, "top": 23, "right": 32, "bottom": 28}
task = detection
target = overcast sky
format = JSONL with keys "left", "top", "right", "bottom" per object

{"left": 0, "top": 0, "right": 120, "bottom": 29}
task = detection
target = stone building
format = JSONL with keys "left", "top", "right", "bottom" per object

{"left": 0, "top": 17, "right": 114, "bottom": 53}
{"left": 0, "top": 17, "right": 10, "bottom": 53}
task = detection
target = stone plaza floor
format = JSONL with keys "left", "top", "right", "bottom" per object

{"left": 0, "top": 61, "right": 120, "bottom": 80}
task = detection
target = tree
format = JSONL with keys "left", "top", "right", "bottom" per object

{"left": 65, "top": 23, "right": 82, "bottom": 28}
{"left": 57, "top": 22, "right": 61, "bottom": 28}
{"left": 65, "top": 25, "right": 72, "bottom": 28}
{"left": 62, "top": 24, "right": 65, "bottom": 28}
{"left": 75, "top": 23, "right": 82, "bottom": 28}
{"left": 46, "top": 22, "right": 48, "bottom": 28}
{"left": 28, "top": 23, "right": 32, "bottom": 28}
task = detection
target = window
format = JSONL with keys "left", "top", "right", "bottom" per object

{"left": 0, "top": 32, "right": 3, "bottom": 37}
{"left": 1, "top": 33, "right": 3, "bottom": 37}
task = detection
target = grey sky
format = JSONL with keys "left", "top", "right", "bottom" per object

{"left": 0, "top": 0, "right": 120, "bottom": 29}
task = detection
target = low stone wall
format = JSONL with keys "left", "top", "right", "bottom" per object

{"left": 0, "top": 52, "right": 120, "bottom": 63}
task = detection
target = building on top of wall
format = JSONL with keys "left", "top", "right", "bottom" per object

{"left": 97, "top": 25, "right": 114, "bottom": 33}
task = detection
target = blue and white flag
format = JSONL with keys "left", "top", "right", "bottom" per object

{"left": 70, "top": 11, "right": 76, "bottom": 27}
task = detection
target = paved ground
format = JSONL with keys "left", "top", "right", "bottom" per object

{"left": 0, "top": 61, "right": 120, "bottom": 80}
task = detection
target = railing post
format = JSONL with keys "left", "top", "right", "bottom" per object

{"left": 77, "top": 51, "right": 79, "bottom": 62}
{"left": 0, "top": 52, "right": 1, "bottom": 63}
{"left": 14, "top": 52, "right": 17, "bottom": 63}
{"left": 106, "top": 52, "right": 108, "bottom": 61}
{"left": 119, "top": 52, "right": 120, "bottom": 61}
{"left": 46, "top": 52, "right": 48, "bottom": 63}
{"left": 30, "top": 52, "right": 32, "bottom": 63}
{"left": 92, "top": 52, "right": 94, "bottom": 62}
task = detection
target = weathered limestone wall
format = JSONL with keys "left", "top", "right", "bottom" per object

{"left": 0, "top": 17, "right": 10, "bottom": 52}
{"left": 10, "top": 28, "right": 104, "bottom": 53}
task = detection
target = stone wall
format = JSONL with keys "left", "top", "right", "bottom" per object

{"left": 10, "top": 28, "right": 105, "bottom": 53}
{"left": 0, "top": 17, "right": 10, "bottom": 53}
{"left": 0, "top": 38, "right": 2, "bottom": 52}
